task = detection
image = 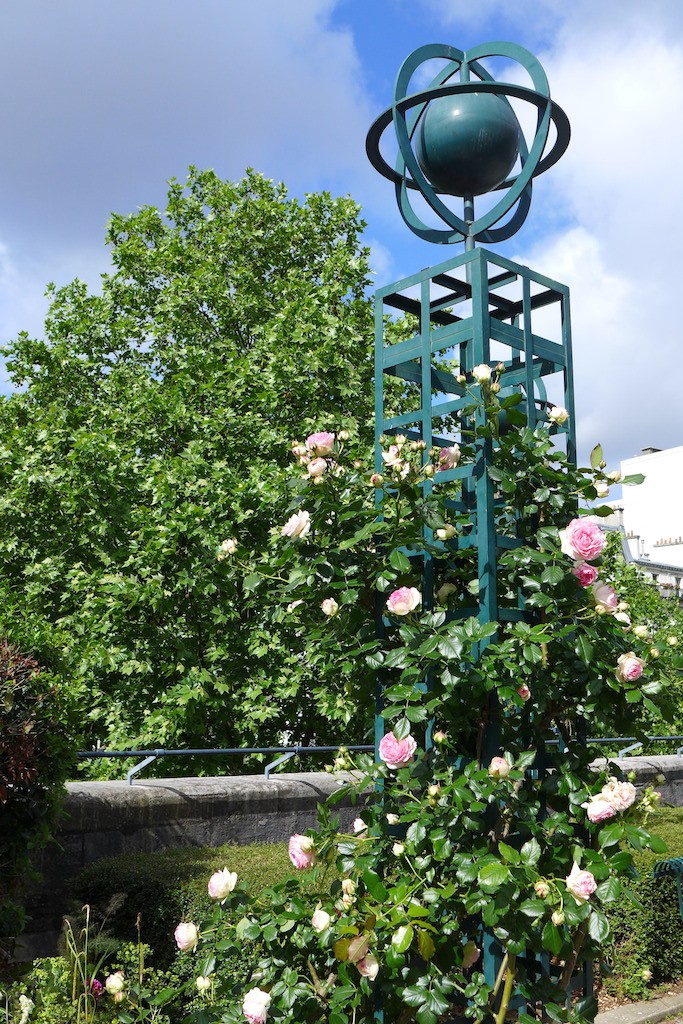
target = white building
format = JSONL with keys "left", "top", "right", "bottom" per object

{"left": 596, "top": 445, "right": 683, "bottom": 598}
{"left": 613, "top": 445, "right": 683, "bottom": 567}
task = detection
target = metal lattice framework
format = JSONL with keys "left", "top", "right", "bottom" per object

{"left": 374, "top": 246, "right": 588, "bottom": 1018}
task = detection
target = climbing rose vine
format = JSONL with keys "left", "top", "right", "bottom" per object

{"left": 169, "top": 379, "right": 670, "bottom": 1024}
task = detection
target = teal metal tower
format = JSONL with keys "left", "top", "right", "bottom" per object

{"left": 367, "top": 41, "right": 588, "bottom": 1021}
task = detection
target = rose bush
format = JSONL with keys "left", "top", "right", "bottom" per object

{"left": 164, "top": 385, "right": 673, "bottom": 1024}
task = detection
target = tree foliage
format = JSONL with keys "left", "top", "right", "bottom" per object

{"left": 0, "top": 168, "right": 381, "bottom": 762}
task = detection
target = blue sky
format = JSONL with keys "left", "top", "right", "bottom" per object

{"left": 0, "top": 0, "right": 681, "bottom": 466}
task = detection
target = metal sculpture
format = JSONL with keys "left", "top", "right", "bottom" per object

{"left": 366, "top": 42, "right": 570, "bottom": 247}
{"left": 368, "top": 41, "right": 586, "bottom": 1023}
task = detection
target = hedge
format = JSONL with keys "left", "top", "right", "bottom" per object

{"left": 67, "top": 808, "right": 683, "bottom": 1001}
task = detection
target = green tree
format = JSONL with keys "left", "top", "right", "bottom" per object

{"left": 0, "top": 168, "right": 382, "bottom": 766}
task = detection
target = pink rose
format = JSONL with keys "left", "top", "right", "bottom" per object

{"left": 438, "top": 445, "right": 461, "bottom": 470}
{"left": 601, "top": 777, "right": 637, "bottom": 811}
{"left": 488, "top": 756, "right": 511, "bottom": 779}
{"left": 242, "top": 987, "right": 272, "bottom": 1024}
{"left": 357, "top": 954, "right": 379, "bottom": 980}
{"left": 571, "top": 562, "right": 599, "bottom": 587}
{"left": 288, "top": 833, "right": 316, "bottom": 870}
{"left": 592, "top": 582, "right": 618, "bottom": 614}
{"left": 307, "top": 457, "right": 327, "bottom": 478}
{"left": 565, "top": 862, "right": 597, "bottom": 902}
{"left": 582, "top": 797, "right": 616, "bottom": 823}
{"left": 386, "top": 587, "right": 421, "bottom": 616}
{"left": 517, "top": 684, "right": 531, "bottom": 702}
{"left": 616, "top": 652, "right": 644, "bottom": 683}
{"left": 559, "top": 518, "right": 607, "bottom": 562}
{"left": 208, "top": 868, "right": 237, "bottom": 900}
{"left": 305, "top": 431, "right": 335, "bottom": 456}
{"left": 174, "top": 922, "right": 198, "bottom": 952}
{"left": 378, "top": 731, "right": 417, "bottom": 770}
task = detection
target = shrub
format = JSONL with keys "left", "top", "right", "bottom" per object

{"left": 70, "top": 842, "right": 325, "bottom": 969}
{"left": 0, "top": 640, "right": 75, "bottom": 956}
{"left": 604, "top": 807, "right": 683, "bottom": 1000}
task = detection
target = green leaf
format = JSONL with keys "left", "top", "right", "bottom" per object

{"left": 417, "top": 928, "right": 436, "bottom": 960}
{"left": 595, "top": 877, "right": 621, "bottom": 902}
{"left": 648, "top": 834, "right": 668, "bottom": 854}
{"left": 437, "top": 636, "right": 462, "bottom": 660}
{"left": 365, "top": 651, "right": 384, "bottom": 669}
{"left": 362, "top": 870, "right": 388, "bottom": 902}
{"left": 519, "top": 898, "right": 546, "bottom": 918}
{"left": 599, "top": 823, "right": 625, "bottom": 848}
{"left": 478, "top": 862, "right": 510, "bottom": 890}
{"left": 520, "top": 838, "right": 541, "bottom": 867}
{"left": 243, "top": 573, "right": 261, "bottom": 593}
{"left": 541, "top": 565, "right": 564, "bottom": 585}
{"left": 590, "top": 444, "right": 603, "bottom": 470}
{"left": 394, "top": 717, "right": 411, "bottom": 741}
{"left": 498, "top": 841, "right": 521, "bottom": 865}
{"left": 407, "top": 822, "right": 427, "bottom": 845}
{"left": 391, "top": 923, "right": 414, "bottom": 953}
{"left": 588, "top": 909, "right": 610, "bottom": 943}
{"left": 541, "top": 921, "right": 563, "bottom": 955}
{"left": 575, "top": 635, "right": 593, "bottom": 667}
{"left": 389, "top": 548, "right": 412, "bottom": 573}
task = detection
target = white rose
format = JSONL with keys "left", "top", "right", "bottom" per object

{"left": 208, "top": 867, "right": 238, "bottom": 900}
{"left": 321, "top": 598, "right": 339, "bottom": 617}
{"left": 472, "top": 363, "right": 492, "bottom": 383}
{"left": 105, "top": 971, "right": 126, "bottom": 995}
{"left": 242, "top": 987, "right": 272, "bottom": 1024}
{"left": 311, "top": 906, "right": 332, "bottom": 932}
{"left": 548, "top": 406, "right": 569, "bottom": 425}
{"left": 281, "top": 510, "right": 311, "bottom": 539}
{"left": 307, "top": 457, "right": 327, "bottom": 478}
{"left": 601, "top": 777, "right": 637, "bottom": 812}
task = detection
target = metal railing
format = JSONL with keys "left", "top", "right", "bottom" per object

{"left": 77, "top": 744, "right": 374, "bottom": 785}
{"left": 77, "top": 735, "right": 683, "bottom": 785}
{"left": 546, "top": 735, "right": 683, "bottom": 757}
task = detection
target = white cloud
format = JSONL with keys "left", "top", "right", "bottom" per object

{"left": 415, "top": 0, "right": 683, "bottom": 463}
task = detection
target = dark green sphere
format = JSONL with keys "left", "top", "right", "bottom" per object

{"left": 415, "top": 91, "right": 520, "bottom": 197}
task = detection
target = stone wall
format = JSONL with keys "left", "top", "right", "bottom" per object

{"left": 21, "top": 771, "right": 359, "bottom": 958}
{"left": 19, "top": 756, "right": 683, "bottom": 958}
